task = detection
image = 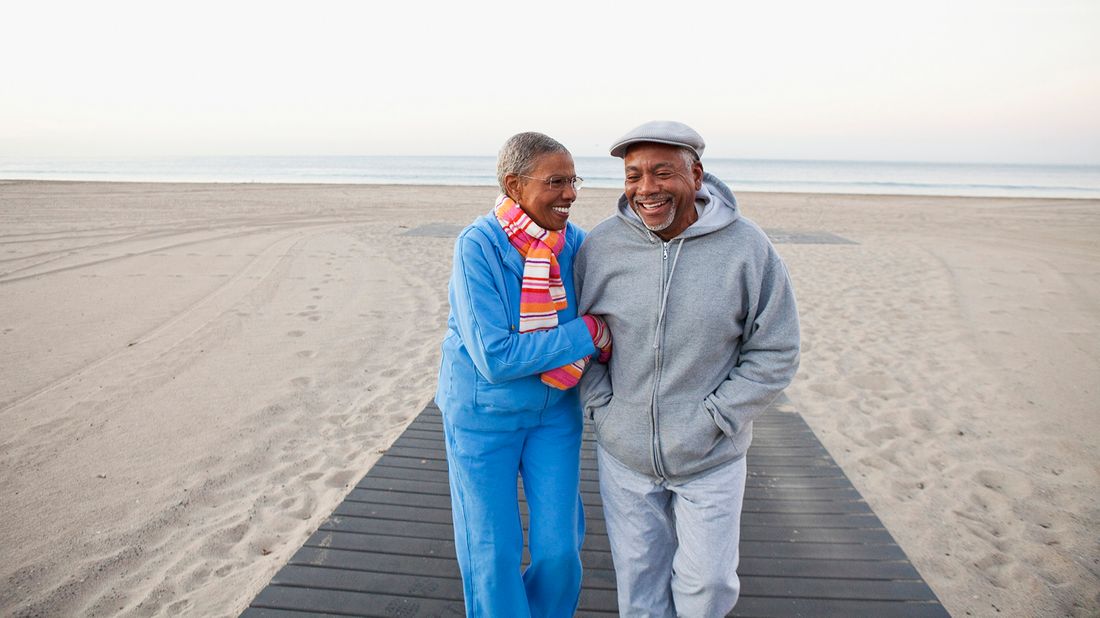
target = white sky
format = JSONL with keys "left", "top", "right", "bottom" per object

{"left": 2, "top": 0, "right": 1098, "bottom": 164}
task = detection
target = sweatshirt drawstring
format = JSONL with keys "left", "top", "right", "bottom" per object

{"left": 654, "top": 238, "right": 685, "bottom": 349}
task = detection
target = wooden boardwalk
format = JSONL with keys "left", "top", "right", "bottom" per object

{"left": 242, "top": 402, "right": 948, "bottom": 617}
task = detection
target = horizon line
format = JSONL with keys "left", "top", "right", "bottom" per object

{"left": 2, "top": 153, "right": 1098, "bottom": 169}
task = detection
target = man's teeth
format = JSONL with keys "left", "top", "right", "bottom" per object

{"left": 638, "top": 199, "right": 668, "bottom": 209}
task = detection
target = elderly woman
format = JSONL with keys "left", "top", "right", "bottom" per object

{"left": 435, "top": 132, "right": 611, "bottom": 616}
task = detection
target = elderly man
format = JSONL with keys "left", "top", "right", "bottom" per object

{"left": 575, "top": 121, "right": 800, "bottom": 617}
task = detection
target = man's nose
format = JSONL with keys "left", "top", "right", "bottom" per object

{"left": 637, "top": 173, "right": 658, "bottom": 195}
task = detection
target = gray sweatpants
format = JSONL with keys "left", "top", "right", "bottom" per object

{"left": 597, "top": 445, "right": 747, "bottom": 618}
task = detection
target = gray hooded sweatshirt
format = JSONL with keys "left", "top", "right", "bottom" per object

{"left": 575, "top": 173, "right": 800, "bottom": 481}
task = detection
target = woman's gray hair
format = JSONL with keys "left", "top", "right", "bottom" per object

{"left": 496, "top": 132, "right": 569, "bottom": 194}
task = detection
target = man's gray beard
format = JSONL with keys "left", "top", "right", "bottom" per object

{"left": 633, "top": 203, "right": 676, "bottom": 233}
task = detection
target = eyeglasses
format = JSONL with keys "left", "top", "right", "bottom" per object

{"left": 518, "top": 175, "right": 584, "bottom": 191}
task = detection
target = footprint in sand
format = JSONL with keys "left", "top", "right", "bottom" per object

{"left": 849, "top": 371, "right": 895, "bottom": 391}
{"left": 290, "top": 376, "right": 312, "bottom": 388}
{"left": 865, "top": 424, "right": 900, "bottom": 442}
{"left": 326, "top": 469, "right": 357, "bottom": 488}
{"left": 296, "top": 350, "right": 317, "bottom": 359}
{"left": 286, "top": 330, "right": 306, "bottom": 338}
{"left": 808, "top": 381, "right": 848, "bottom": 398}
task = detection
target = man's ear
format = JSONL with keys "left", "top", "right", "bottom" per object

{"left": 692, "top": 161, "right": 704, "bottom": 190}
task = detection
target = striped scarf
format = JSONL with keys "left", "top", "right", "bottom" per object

{"left": 495, "top": 194, "right": 588, "bottom": 389}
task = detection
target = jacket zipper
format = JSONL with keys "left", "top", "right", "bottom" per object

{"left": 650, "top": 240, "right": 670, "bottom": 479}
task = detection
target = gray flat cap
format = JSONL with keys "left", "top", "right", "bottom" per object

{"left": 609, "top": 120, "right": 705, "bottom": 159}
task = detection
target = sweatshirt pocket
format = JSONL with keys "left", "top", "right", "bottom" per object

{"left": 474, "top": 373, "right": 544, "bottom": 414}
{"left": 658, "top": 399, "right": 725, "bottom": 476}
{"left": 594, "top": 396, "right": 653, "bottom": 475}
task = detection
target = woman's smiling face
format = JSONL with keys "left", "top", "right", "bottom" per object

{"left": 506, "top": 152, "right": 578, "bottom": 231}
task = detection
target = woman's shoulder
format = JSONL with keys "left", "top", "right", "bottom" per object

{"left": 458, "top": 213, "right": 504, "bottom": 246}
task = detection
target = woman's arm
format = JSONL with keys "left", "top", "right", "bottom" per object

{"left": 450, "top": 229, "right": 595, "bottom": 384}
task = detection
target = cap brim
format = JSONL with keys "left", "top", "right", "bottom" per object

{"left": 610, "top": 138, "right": 698, "bottom": 158}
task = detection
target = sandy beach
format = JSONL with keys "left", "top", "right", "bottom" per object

{"left": 1, "top": 180, "right": 1097, "bottom": 617}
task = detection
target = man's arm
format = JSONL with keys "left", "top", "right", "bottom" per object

{"left": 574, "top": 237, "right": 614, "bottom": 417}
{"left": 704, "top": 249, "right": 800, "bottom": 434}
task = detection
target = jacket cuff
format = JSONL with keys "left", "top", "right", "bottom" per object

{"left": 563, "top": 316, "right": 597, "bottom": 357}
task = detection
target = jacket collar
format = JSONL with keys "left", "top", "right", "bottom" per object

{"left": 482, "top": 212, "right": 575, "bottom": 278}
{"left": 482, "top": 213, "right": 527, "bottom": 278}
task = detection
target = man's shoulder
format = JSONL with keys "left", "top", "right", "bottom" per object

{"left": 721, "top": 215, "right": 774, "bottom": 249}
{"left": 582, "top": 214, "right": 630, "bottom": 245}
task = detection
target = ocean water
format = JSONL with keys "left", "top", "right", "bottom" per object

{"left": 2, "top": 155, "right": 1098, "bottom": 199}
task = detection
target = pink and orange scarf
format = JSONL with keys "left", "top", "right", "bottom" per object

{"left": 495, "top": 194, "right": 588, "bottom": 389}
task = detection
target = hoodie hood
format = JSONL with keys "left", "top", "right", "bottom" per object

{"left": 617, "top": 171, "right": 740, "bottom": 240}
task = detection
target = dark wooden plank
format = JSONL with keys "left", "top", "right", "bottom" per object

{"left": 249, "top": 586, "right": 464, "bottom": 618}
{"left": 344, "top": 483, "right": 866, "bottom": 512}
{"left": 741, "top": 499, "right": 872, "bottom": 514}
{"left": 740, "top": 511, "right": 886, "bottom": 528}
{"left": 731, "top": 596, "right": 949, "bottom": 618}
{"left": 304, "top": 530, "right": 609, "bottom": 573}
{"left": 243, "top": 403, "right": 947, "bottom": 618}
{"left": 288, "top": 547, "right": 458, "bottom": 579}
{"left": 273, "top": 564, "right": 463, "bottom": 600}
{"left": 738, "top": 556, "right": 922, "bottom": 580}
{"left": 304, "top": 531, "right": 458, "bottom": 561}
{"left": 738, "top": 575, "right": 938, "bottom": 601}
{"left": 738, "top": 525, "right": 895, "bottom": 544}
{"left": 321, "top": 516, "right": 454, "bottom": 541}
{"left": 740, "top": 540, "right": 907, "bottom": 561}
{"left": 334, "top": 502, "right": 453, "bottom": 525}
{"left": 240, "top": 608, "right": 345, "bottom": 618}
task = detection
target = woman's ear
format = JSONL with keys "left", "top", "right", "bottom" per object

{"left": 503, "top": 174, "right": 523, "bottom": 202}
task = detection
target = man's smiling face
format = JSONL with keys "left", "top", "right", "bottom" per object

{"left": 623, "top": 143, "right": 703, "bottom": 240}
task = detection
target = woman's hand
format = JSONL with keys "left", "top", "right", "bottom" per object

{"left": 582, "top": 315, "right": 612, "bottom": 363}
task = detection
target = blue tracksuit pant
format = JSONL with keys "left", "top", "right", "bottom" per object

{"left": 442, "top": 405, "right": 585, "bottom": 618}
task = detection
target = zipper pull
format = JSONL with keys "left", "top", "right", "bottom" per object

{"left": 662, "top": 241, "right": 669, "bottom": 260}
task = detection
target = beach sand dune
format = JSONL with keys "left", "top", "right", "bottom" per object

{"left": 761, "top": 194, "right": 1100, "bottom": 617}
{"left": 0, "top": 182, "right": 1097, "bottom": 617}
{"left": 0, "top": 182, "right": 475, "bottom": 616}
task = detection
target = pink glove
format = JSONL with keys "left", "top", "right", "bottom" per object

{"left": 582, "top": 315, "right": 612, "bottom": 363}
